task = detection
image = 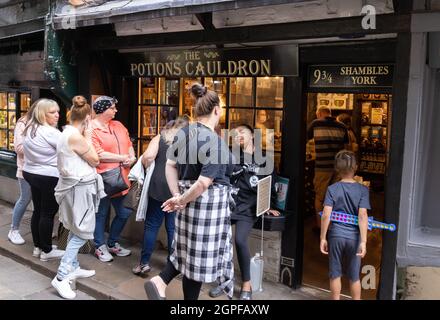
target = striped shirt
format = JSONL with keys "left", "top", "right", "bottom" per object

{"left": 307, "top": 117, "right": 349, "bottom": 172}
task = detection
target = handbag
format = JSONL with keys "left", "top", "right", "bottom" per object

{"left": 101, "top": 166, "right": 128, "bottom": 197}
{"left": 123, "top": 180, "right": 142, "bottom": 210}
{"left": 57, "top": 223, "right": 94, "bottom": 254}
{"left": 101, "top": 126, "right": 129, "bottom": 197}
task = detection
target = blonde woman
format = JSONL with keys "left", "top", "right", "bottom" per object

{"left": 23, "top": 99, "right": 65, "bottom": 261}
{"left": 132, "top": 117, "right": 189, "bottom": 277}
{"left": 7, "top": 101, "right": 38, "bottom": 245}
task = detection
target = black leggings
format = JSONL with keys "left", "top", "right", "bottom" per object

{"left": 160, "top": 260, "right": 202, "bottom": 300}
{"left": 23, "top": 172, "right": 59, "bottom": 253}
{"left": 233, "top": 219, "right": 254, "bottom": 283}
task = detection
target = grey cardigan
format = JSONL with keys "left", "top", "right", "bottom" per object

{"left": 54, "top": 173, "right": 106, "bottom": 239}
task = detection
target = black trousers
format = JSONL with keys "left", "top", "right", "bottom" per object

{"left": 23, "top": 172, "right": 59, "bottom": 253}
{"left": 233, "top": 219, "right": 254, "bottom": 283}
{"left": 160, "top": 260, "right": 202, "bottom": 300}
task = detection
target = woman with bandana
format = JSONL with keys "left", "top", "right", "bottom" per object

{"left": 90, "top": 96, "right": 137, "bottom": 262}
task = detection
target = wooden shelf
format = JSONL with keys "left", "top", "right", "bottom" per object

{"left": 360, "top": 159, "right": 386, "bottom": 163}
{"left": 362, "top": 123, "right": 387, "bottom": 127}
{"left": 359, "top": 170, "right": 385, "bottom": 175}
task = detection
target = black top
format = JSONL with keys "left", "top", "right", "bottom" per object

{"left": 148, "top": 136, "right": 173, "bottom": 202}
{"left": 168, "top": 122, "right": 233, "bottom": 186}
{"left": 230, "top": 151, "right": 277, "bottom": 222}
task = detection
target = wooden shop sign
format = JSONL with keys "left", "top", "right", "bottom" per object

{"left": 308, "top": 64, "right": 394, "bottom": 89}
{"left": 125, "top": 45, "right": 298, "bottom": 77}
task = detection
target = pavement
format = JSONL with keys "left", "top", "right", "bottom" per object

{"left": 0, "top": 254, "right": 94, "bottom": 300}
{"left": 0, "top": 200, "right": 323, "bottom": 300}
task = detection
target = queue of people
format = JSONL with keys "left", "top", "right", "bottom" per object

{"left": 6, "top": 86, "right": 369, "bottom": 301}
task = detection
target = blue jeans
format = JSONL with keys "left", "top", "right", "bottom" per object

{"left": 140, "top": 197, "right": 175, "bottom": 265}
{"left": 11, "top": 178, "right": 32, "bottom": 230}
{"left": 57, "top": 232, "right": 87, "bottom": 280}
{"left": 94, "top": 195, "right": 133, "bottom": 248}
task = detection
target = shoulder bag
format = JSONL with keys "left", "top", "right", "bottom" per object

{"left": 100, "top": 126, "right": 129, "bottom": 197}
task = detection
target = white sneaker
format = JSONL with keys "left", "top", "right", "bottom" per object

{"left": 51, "top": 276, "right": 76, "bottom": 299}
{"left": 33, "top": 245, "right": 57, "bottom": 258}
{"left": 94, "top": 244, "right": 113, "bottom": 262}
{"left": 68, "top": 267, "right": 95, "bottom": 280}
{"left": 40, "top": 248, "right": 65, "bottom": 262}
{"left": 107, "top": 243, "right": 131, "bottom": 257}
{"left": 8, "top": 229, "right": 25, "bottom": 245}
{"left": 33, "top": 247, "right": 41, "bottom": 257}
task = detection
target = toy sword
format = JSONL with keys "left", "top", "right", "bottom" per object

{"left": 319, "top": 211, "right": 396, "bottom": 232}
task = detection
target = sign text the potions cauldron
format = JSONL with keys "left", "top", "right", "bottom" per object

{"left": 130, "top": 50, "right": 272, "bottom": 77}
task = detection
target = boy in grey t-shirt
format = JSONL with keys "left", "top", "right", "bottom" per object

{"left": 320, "top": 150, "right": 371, "bottom": 300}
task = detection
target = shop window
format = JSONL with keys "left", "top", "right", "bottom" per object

{"left": 182, "top": 77, "right": 201, "bottom": 120}
{"left": 137, "top": 78, "right": 179, "bottom": 155}
{"left": 229, "top": 108, "right": 254, "bottom": 129}
{"left": 136, "top": 76, "right": 284, "bottom": 173}
{"left": 256, "top": 77, "right": 284, "bottom": 108}
{"left": 228, "top": 77, "right": 284, "bottom": 172}
{"left": 229, "top": 77, "right": 253, "bottom": 107}
{"left": 0, "top": 91, "right": 29, "bottom": 152}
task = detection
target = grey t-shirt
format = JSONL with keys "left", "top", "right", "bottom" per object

{"left": 324, "top": 181, "right": 371, "bottom": 240}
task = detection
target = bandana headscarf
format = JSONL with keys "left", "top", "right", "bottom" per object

{"left": 93, "top": 96, "right": 118, "bottom": 114}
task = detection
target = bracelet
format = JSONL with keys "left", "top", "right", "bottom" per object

{"left": 79, "top": 145, "right": 91, "bottom": 156}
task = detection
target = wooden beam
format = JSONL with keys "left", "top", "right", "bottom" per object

{"left": 90, "top": 14, "right": 410, "bottom": 51}
{"left": 0, "top": 18, "right": 44, "bottom": 40}
{"left": 53, "top": 0, "right": 316, "bottom": 29}
{"left": 378, "top": 32, "right": 412, "bottom": 300}
{"left": 195, "top": 12, "right": 214, "bottom": 31}
{"left": 195, "top": 12, "right": 224, "bottom": 49}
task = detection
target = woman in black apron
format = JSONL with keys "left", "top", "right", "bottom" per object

{"left": 210, "top": 124, "right": 279, "bottom": 300}
{"left": 144, "top": 83, "right": 234, "bottom": 300}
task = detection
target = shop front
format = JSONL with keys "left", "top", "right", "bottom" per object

{"left": 103, "top": 45, "right": 299, "bottom": 284}
{"left": 82, "top": 37, "right": 405, "bottom": 298}
{"left": 303, "top": 63, "right": 394, "bottom": 300}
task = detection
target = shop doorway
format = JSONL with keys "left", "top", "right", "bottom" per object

{"left": 302, "top": 91, "right": 391, "bottom": 300}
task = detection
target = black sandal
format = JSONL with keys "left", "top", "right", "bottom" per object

{"left": 144, "top": 280, "right": 166, "bottom": 300}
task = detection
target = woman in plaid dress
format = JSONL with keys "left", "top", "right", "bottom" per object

{"left": 144, "top": 83, "right": 234, "bottom": 300}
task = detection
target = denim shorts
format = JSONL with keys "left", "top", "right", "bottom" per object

{"left": 328, "top": 237, "right": 361, "bottom": 282}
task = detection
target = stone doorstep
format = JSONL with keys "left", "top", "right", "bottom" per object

{"left": 0, "top": 245, "right": 133, "bottom": 300}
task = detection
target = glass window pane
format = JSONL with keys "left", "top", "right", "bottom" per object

{"left": 8, "top": 129, "right": 14, "bottom": 150}
{"left": 256, "top": 77, "right": 284, "bottom": 108}
{"left": 229, "top": 77, "right": 253, "bottom": 107}
{"left": 20, "top": 93, "right": 31, "bottom": 112}
{"left": 8, "top": 111, "right": 16, "bottom": 130}
{"left": 159, "top": 106, "right": 178, "bottom": 131}
{"left": 0, "top": 111, "right": 7, "bottom": 129}
{"left": 0, "top": 129, "right": 7, "bottom": 150}
{"left": 228, "top": 108, "right": 254, "bottom": 130}
{"left": 159, "top": 78, "right": 179, "bottom": 105}
{"left": 140, "top": 78, "right": 157, "bottom": 104}
{"left": 255, "top": 109, "right": 283, "bottom": 152}
{"left": 205, "top": 77, "right": 227, "bottom": 108}
{"left": 182, "top": 78, "right": 201, "bottom": 120}
{"left": 8, "top": 93, "right": 16, "bottom": 110}
{"left": 0, "top": 93, "right": 7, "bottom": 109}
{"left": 140, "top": 106, "right": 157, "bottom": 138}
